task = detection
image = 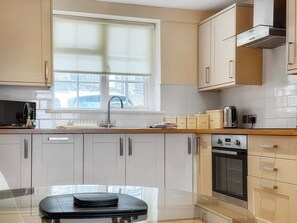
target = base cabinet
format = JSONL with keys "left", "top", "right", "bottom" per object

{"left": 165, "top": 134, "right": 194, "bottom": 192}
{"left": 84, "top": 134, "right": 125, "bottom": 185}
{"left": 84, "top": 134, "right": 164, "bottom": 188}
{"left": 32, "top": 134, "right": 83, "bottom": 187}
{"left": 0, "top": 135, "right": 31, "bottom": 189}
{"left": 248, "top": 176, "right": 297, "bottom": 223}
{"left": 196, "top": 134, "right": 212, "bottom": 196}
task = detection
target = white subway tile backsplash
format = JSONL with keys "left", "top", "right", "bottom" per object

{"left": 221, "top": 46, "right": 297, "bottom": 128}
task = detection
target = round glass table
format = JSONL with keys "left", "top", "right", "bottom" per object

{"left": 0, "top": 185, "right": 256, "bottom": 223}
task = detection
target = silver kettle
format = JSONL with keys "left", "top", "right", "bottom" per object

{"left": 223, "top": 106, "right": 237, "bottom": 128}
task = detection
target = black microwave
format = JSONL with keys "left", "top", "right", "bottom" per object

{"left": 0, "top": 100, "right": 36, "bottom": 127}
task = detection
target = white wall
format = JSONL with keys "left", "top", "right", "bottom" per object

{"left": 220, "top": 46, "right": 297, "bottom": 128}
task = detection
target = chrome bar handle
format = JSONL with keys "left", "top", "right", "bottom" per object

{"left": 24, "top": 139, "right": 29, "bottom": 159}
{"left": 260, "top": 183, "right": 277, "bottom": 190}
{"left": 128, "top": 137, "right": 132, "bottom": 156}
{"left": 119, "top": 137, "right": 124, "bottom": 156}
{"left": 288, "top": 42, "right": 294, "bottom": 65}
{"left": 260, "top": 166, "right": 278, "bottom": 172}
{"left": 205, "top": 67, "right": 210, "bottom": 84}
{"left": 212, "top": 149, "right": 238, "bottom": 155}
{"left": 202, "top": 212, "right": 207, "bottom": 223}
{"left": 260, "top": 144, "right": 278, "bottom": 149}
{"left": 48, "top": 137, "right": 69, "bottom": 141}
{"left": 44, "top": 60, "right": 49, "bottom": 80}
{"left": 195, "top": 137, "right": 200, "bottom": 155}
{"left": 188, "top": 137, "right": 192, "bottom": 155}
{"left": 229, "top": 60, "right": 234, "bottom": 78}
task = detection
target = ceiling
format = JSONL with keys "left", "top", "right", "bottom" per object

{"left": 96, "top": 0, "right": 252, "bottom": 11}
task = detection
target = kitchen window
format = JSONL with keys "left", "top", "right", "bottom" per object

{"left": 52, "top": 15, "right": 157, "bottom": 110}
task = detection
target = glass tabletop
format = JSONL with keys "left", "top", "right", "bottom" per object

{"left": 0, "top": 185, "right": 256, "bottom": 223}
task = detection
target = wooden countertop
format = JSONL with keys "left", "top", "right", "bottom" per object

{"left": 1, "top": 127, "right": 297, "bottom": 136}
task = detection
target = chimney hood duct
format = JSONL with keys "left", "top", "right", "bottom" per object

{"left": 237, "top": 0, "right": 286, "bottom": 49}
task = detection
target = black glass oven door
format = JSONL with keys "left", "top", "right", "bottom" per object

{"left": 212, "top": 148, "right": 247, "bottom": 201}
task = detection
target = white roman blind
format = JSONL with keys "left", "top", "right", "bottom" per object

{"left": 53, "top": 16, "right": 154, "bottom": 76}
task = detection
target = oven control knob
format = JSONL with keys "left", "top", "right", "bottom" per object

{"left": 235, "top": 140, "right": 241, "bottom": 146}
{"left": 217, "top": 139, "right": 223, "bottom": 144}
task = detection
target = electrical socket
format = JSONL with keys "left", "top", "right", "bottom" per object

{"left": 247, "top": 114, "right": 257, "bottom": 123}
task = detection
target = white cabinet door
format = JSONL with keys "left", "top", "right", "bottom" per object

{"left": 84, "top": 134, "right": 125, "bottom": 185}
{"left": 287, "top": 0, "right": 297, "bottom": 73}
{"left": 198, "top": 21, "right": 211, "bottom": 88}
{"left": 126, "top": 134, "right": 164, "bottom": 188}
{"left": 32, "top": 134, "right": 83, "bottom": 187}
{"left": 165, "top": 134, "right": 193, "bottom": 192}
{"left": 0, "top": 0, "right": 52, "bottom": 86}
{"left": 0, "top": 135, "right": 31, "bottom": 189}
{"left": 212, "top": 7, "right": 236, "bottom": 86}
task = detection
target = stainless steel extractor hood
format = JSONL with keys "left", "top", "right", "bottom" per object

{"left": 237, "top": 0, "right": 286, "bottom": 49}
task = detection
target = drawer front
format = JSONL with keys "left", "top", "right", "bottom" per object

{"left": 249, "top": 155, "right": 297, "bottom": 185}
{"left": 42, "top": 134, "right": 74, "bottom": 144}
{"left": 248, "top": 135, "right": 297, "bottom": 160}
{"left": 248, "top": 176, "right": 297, "bottom": 223}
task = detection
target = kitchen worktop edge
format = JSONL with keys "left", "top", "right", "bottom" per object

{"left": 1, "top": 128, "right": 297, "bottom": 135}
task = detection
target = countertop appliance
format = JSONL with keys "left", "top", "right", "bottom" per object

{"left": 0, "top": 100, "right": 36, "bottom": 128}
{"left": 223, "top": 106, "right": 237, "bottom": 128}
{"left": 237, "top": 0, "right": 286, "bottom": 49}
{"left": 212, "top": 134, "right": 247, "bottom": 207}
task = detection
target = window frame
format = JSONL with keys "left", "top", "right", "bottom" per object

{"left": 51, "top": 11, "right": 161, "bottom": 112}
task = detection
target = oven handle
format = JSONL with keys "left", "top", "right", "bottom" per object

{"left": 212, "top": 149, "right": 238, "bottom": 155}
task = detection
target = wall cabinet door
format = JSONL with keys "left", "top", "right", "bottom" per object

{"left": 211, "top": 7, "right": 235, "bottom": 86}
{"left": 0, "top": 135, "right": 31, "bottom": 189}
{"left": 196, "top": 134, "right": 212, "bottom": 196}
{"left": 198, "top": 4, "right": 262, "bottom": 91}
{"left": 126, "top": 134, "right": 164, "bottom": 188}
{"left": 165, "top": 134, "right": 193, "bottom": 192}
{"left": 198, "top": 21, "right": 211, "bottom": 88}
{"left": 0, "top": 0, "right": 52, "bottom": 86}
{"left": 32, "top": 134, "right": 83, "bottom": 187}
{"left": 248, "top": 176, "right": 297, "bottom": 223}
{"left": 84, "top": 134, "right": 125, "bottom": 185}
{"left": 287, "top": 0, "right": 297, "bottom": 74}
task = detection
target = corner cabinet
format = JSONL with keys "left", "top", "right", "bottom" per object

{"left": 32, "top": 134, "right": 83, "bottom": 187}
{"left": 0, "top": 0, "right": 52, "bottom": 86}
{"left": 287, "top": 0, "right": 297, "bottom": 74}
{"left": 0, "top": 135, "right": 31, "bottom": 189}
{"left": 198, "top": 4, "right": 262, "bottom": 91}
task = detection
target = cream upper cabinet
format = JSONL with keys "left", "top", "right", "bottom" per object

{"left": 287, "top": 0, "right": 297, "bottom": 74}
{"left": 198, "top": 21, "right": 211, "bottom": 88}
{"left": 211, "top": 7, "right": 236, "bottom": 86}
{"left": 198, "top": 4, "right": 262, "bottom": 91}
{"left": 0, "top": 0, "right": 52, "bottom": 86}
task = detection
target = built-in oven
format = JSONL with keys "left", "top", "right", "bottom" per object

{"left": 212, "top": 134, "right": 247, "bottom": 204}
